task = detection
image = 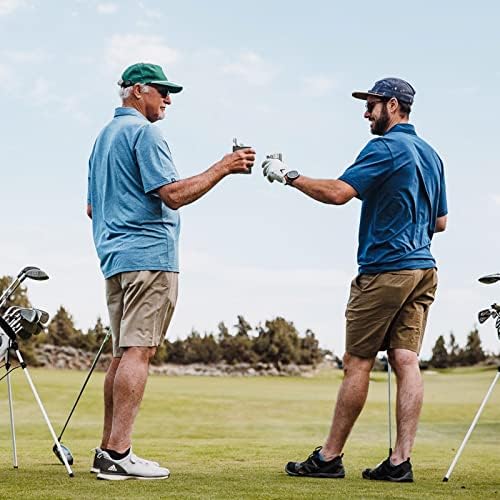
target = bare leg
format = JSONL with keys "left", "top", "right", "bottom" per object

{"left": 321, "top": 353, "right": 375, "bottom": 459}
{"left": 106, "top": 346, "right": 156, "bottom": 453}
{"left": 389, "top": 348, "right": 423, "bottom": 464}
{"left": 100, "top": 357, "right": 121, "bottom": 449}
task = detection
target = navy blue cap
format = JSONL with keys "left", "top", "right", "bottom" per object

{"left": 352, "top": 77, "right": 415, "bottom": 105}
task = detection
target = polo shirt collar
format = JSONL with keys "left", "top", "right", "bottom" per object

{"left": 114, "top": 107, "right": 148, "bottom": 120}
{"left": 385, "top": 123, "right": 416, "bottom": 136}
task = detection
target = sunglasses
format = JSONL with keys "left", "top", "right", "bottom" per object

{"left": 365, "top": 100, "right": 386, "bottom": 113}
{"left": 148, "top": 84, "right": 170, "bottom": 98}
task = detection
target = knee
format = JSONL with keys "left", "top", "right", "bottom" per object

{"left": 389, "top": 349, "right": 419, "bottom": 373}
{"left": 123, "top": 346, "right": 156, "bottom": 363}
{"left": 343, "top": 352, "right": 375, "bottom": 376}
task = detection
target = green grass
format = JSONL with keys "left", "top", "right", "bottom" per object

{"left": 0, "top": 367, "right": 499, "bottom": 499}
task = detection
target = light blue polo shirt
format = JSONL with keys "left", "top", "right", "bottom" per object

{"left": 87, "top": 107, "right": 180, "bottom": 279}
{"left": 339, "top": 124, "right": 447, "bottom": 274}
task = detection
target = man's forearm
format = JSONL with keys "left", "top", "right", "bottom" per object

{"left": 291, "top": 176, "right": 356, "bottom": 205}
{"left": 157, "top": 162, "right": 229, "bottom": 210}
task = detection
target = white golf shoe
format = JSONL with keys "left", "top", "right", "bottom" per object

{"left": 96, "top": 449, "right": 170, "bottom": 481}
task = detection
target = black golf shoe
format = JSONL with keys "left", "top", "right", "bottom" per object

{"left": 285, "top": 446, "right": 345, "bottom": 478}
{"left": 362, "top": 456, "right": 413, "bottom": 482}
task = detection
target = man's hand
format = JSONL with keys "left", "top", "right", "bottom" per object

{"left": 219, "top": 148, "right": 256, "bottom": 175}
{"left": 262, "top": 158, "right": 290, "bottom": 184}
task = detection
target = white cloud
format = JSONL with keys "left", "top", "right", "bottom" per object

{"left": 302, "top": 75, "right": 336, "bottom": 97}
{"left": 97, "top": 3, "right": 118, "bottom": 14}
{"left": 137, "top": 1, "right": 162, "bottom": 20}
{"left": 107, "top": 34, "right": 179, "bottom": 71}
{"left": 29, "top": 77, "right": 89, "bottom": 123}
{"left": 4, "top": 48, "right": 49, "bottom": 63}
{"left": 222, "top": 51, "right": 278, "bottom": 86}
{"left": 0, "top": 0, "right": 24, "bottom": 15}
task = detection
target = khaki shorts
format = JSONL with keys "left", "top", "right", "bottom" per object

{"left": 105, "top": 270, "right": 178, "bottom": 357}
{"left": 345, "top": 268, "right": 437, "bottom": 358}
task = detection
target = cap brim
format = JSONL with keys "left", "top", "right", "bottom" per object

{"left": 352, "top": 91, "right": 383, "bottom": 101}
{"left": 149, "top": 80, "right": 183, "bottom": 93}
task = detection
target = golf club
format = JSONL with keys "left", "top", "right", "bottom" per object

{"left": 0, "top": 266, "right": 49, "bottom": 309}
{"left": 4, "top": 307, "right": 48, "bottom": 340}
{"left": 478, "top": 273, "right": 500, "bottom": 285}
{"left": 53, "top": 328, "right": 111, "bottom": 466}
{"left": 0, "top": 314, "right": 74, "bottom": 477}
{"left": 387, "top": 360, "right": 393, "bottom": 456}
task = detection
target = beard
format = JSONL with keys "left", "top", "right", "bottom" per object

{"left": 371, "top": 104, "right": 390, "bottom": 136}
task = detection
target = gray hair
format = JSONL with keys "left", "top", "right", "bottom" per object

{"left": 118, "top": 82, "right": 150, "bottom": 99}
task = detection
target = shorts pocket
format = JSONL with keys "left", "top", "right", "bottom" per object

{"left": 355, "top": 273, "right": 380, "bottom": 291}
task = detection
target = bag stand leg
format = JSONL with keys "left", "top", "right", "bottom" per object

{"left": 6, "top": 370, "right": 18, "bottom": 468}
{"left": 13, "top": 348, "right": 74, "bottom": 477}
{"left": 443, "top": 367, "right": 500, "bottom": 482}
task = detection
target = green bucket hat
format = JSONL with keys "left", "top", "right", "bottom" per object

{"left": 119, "top": 62, "right": 183, "bottom": 93}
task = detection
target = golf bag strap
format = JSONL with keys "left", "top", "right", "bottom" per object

{"left": 0, "top": 315, "right": 16, "bottom": 340}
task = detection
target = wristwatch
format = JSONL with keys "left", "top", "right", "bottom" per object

{"left": 285, "top": 170, "right": 300, "bottom": 185}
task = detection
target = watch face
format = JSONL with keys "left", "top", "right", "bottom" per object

{"left": 287, "top": 170, "right": 300, "bottom": 180}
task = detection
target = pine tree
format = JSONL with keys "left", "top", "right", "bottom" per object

{"left": 462, "top": 327, "right": 486, "bottom": 366}
{"left": 46, "top": 306, "right": 80, "bottom": 346}
{"left": 448, "top": 332, "right": 461, "bottom": 367}
{"left": 430, "top": 335, "right": 449, "bottom": 368}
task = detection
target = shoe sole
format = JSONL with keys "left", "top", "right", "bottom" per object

{"left": 362, "top": 471, "right": 413, "bottom": 482}
{"left": 97, "top": 473, "right": 170, "bottom": 481}
{"left": 285, "top": 466, "right": 345, "bottom": 479}
{"left": 90, "top": 467, "right": 99, "bottom": 474}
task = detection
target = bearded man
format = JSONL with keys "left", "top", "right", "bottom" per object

{"left": 263, "top": 78, "right": 447, "bottom": 482}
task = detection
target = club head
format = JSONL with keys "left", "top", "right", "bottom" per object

{"left": 53, "top": 442, "right": 74, "bottom": 466}
{"left": 34, "top": 308, "right": 49, "bottom": 324}
{"left": 19, "top": 266, "right": 39, "bottom": 275}
{"left": 478, "top": 273, "right": 500, "bottom": 285}
{"left": 478, "top": 309, "right": 492, "bottom": 324}
{"left": 13, "top": 309, "right": 40, "bottom": 339}
{"left": 19, "top": 309, "right": 38, "bottom": 323}
{"left": 24, "top": 268, "right": 49, "bottom": 281}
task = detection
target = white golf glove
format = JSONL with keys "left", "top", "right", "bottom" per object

{"left": 262, "top": 158, "right": 290, "bottom": 184}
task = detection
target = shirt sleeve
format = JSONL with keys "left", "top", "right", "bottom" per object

{"left": 437, "top": 159, "right": 448, "bottom": 217}
{"left": 135, "top": 124, "right": 180, "bottom": 194}
{"left": 338, "top": 139, "right": 393, "bottom": 199}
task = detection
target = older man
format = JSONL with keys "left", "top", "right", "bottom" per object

{"left": 263, "top": 78, "right": 447, "bottom": 482}
{"left": 87, "top": 62, "right": 255, "bottom": 480}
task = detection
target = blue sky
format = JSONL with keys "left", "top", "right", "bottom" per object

{"left": 1, "top": 0, "right": 500, "bottom": 358}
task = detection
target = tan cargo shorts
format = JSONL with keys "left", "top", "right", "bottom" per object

{"left": 345, "top": 268, "right": 437, "bottom": 358}
{"left": 105, "top": 270, "right": 178, "bottom": 357}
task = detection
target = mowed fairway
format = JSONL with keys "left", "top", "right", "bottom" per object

{"left": 0, "top": 367, "right": 498, "bottom": 499}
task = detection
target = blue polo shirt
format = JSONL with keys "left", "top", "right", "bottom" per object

{"left": 87, "top": 107, "right": 180, "bottom": 279}
{"left": 339, "top": 124, "right": 447, "bottom": 274}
